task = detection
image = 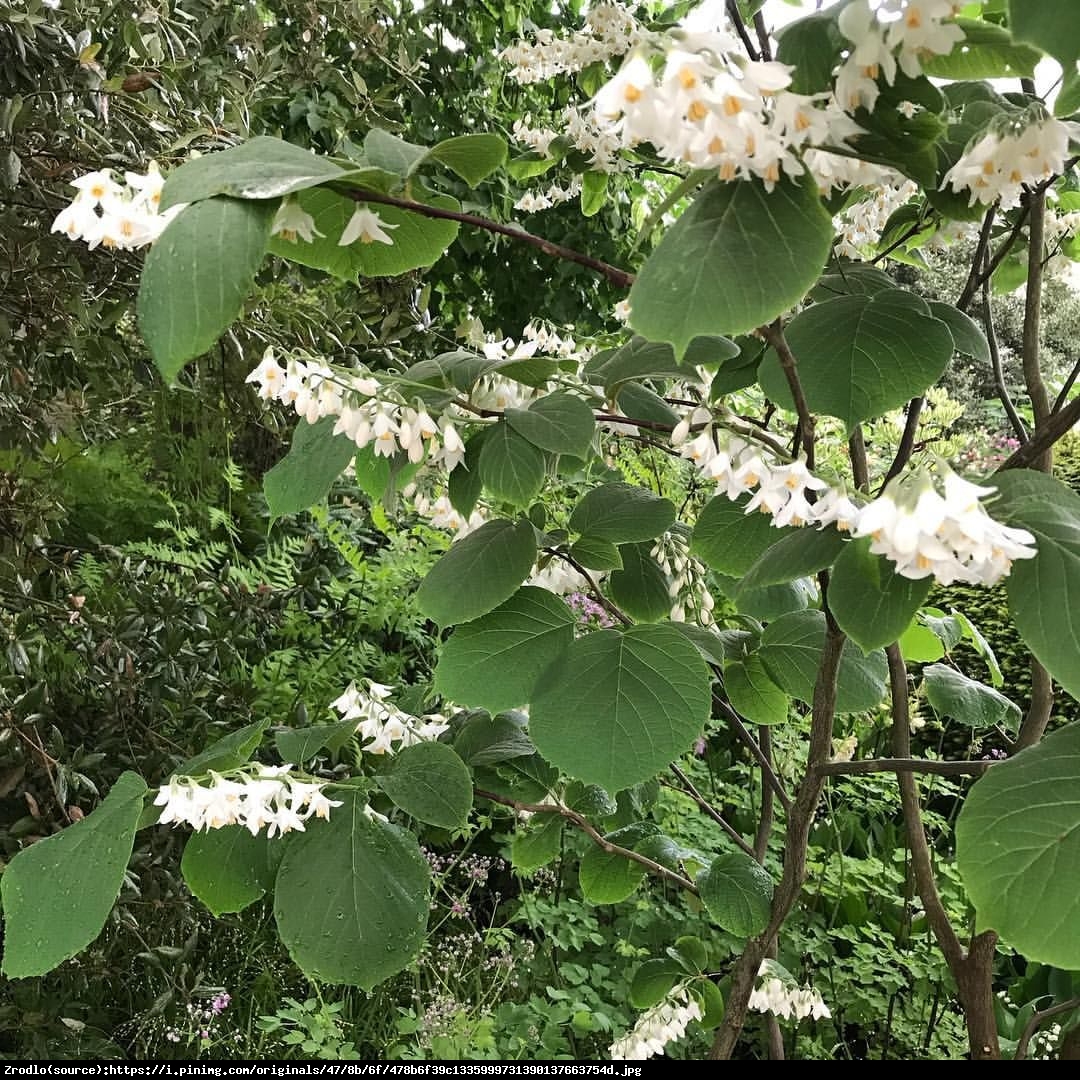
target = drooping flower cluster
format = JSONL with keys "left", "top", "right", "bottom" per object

{"left": 834, "top": 179, "right": 919, "bottom": 260}
{"left": 154, "top": 764, "right": 342, "bottom": 837}
{"left": 608, "top": 989, "right": 703, "bottom": 1060}
{"left": 942, "top": 111, "right": 1075, "bottom": 210}
{"left": 513, "top": 108, "right": 627, "bottom": 174}
{"left": 652, "top": 530, "right": 716, "bottom": 626}
{"left": 802, "top": 149, "right": 905, "bottom": 198}
{"left": 331, "top": 681, "right": 450, "bottom": 755}
{"left": 51, "top": 163, "right": 184, "bottom": 250}
{"left": 748, "top": 964, "right": 831, "bottom": 1022}
{"left": 674, "top": 418, "right": 1034, "bottom": 586}
{"left": 835, "top": 1, "right": 965, "bottom": 113}
{"left": 592, "top": 8, "right": 862, "bottom": 190}
{"left": 501, "top": 2, "right": 642, "bottom": 84}
{"left": 244, "top": 348, "right": 467, "bottom": 467}
{"left": 852, "top": 469, "right": 1036, "bottom": 585}
{"left": 514, "top": 177, "right": 583, "bottom": 213}
{"left": 528, "top": 558, "right": 593, "bottom": 596}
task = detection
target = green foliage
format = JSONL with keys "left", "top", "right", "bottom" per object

{"left": 375, "top": 742, "right": 473, "bottom": 829}
{"left": 181, "top": 827, "right": 273, "bottom": 917}
{"left": 698, "top": 852, "right": 773, "bottom": 939}
{"left": 264, "top": 419, "right": 357, "bottom": 520}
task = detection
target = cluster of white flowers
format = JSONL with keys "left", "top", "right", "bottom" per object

{"left": 514, "top": 178, "right": 583, "bottom": 214}
{"left": 942, "top": 111, "right": 1074, "bottom": 210}
{"left": 154, "top": 764, "right": 342, "bottom": 838}
{"left": 412, "top": 491, "right": 487, "bottom": 540}
{"left": 609, "top": 989, "right": 703, "bottom": 1060}
{"left": 652, "top": 531, "right": 716, "bottom": 626}
{"left": 852, "top": 470, "right": 1036, "bottom": 585}
{"left": 244, "top": 348, "right": 467, "bottom": 467}
{"left": 834, "top": 179, "right": 919, "bottom": 260}
{"left": 673, "top": 416, "right": 1034, "bottom": 586}
{"left": 801, "top": 149, "right": 904, "bottom": 198}
{"left": 593, "top": 6, "right": 863, "bottom": 190}
{"left": 748, "top": 969, "right": 831, "bottom": 1022}
{"left": 331, "top": 681, "right": 450, "bottom": 755}
{"left": 1041, "top": 203, "right": 1080, "bottom": 276}
{"left": 512, "top": 107, "right": 627, "bottom": 174}
{"left": 528, "top": 558, "right": 593, "bottom": 596}
{"left": 835, "top": 1, "right": 965, "bottom": 114}
{"left": 51, "top": 163, "right": 184, "bottom": 250}
{"left": 501, "top": 2, "right": 642, "bottom": 84}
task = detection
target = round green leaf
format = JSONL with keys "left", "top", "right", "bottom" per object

{"left": 957, "top": 721, "right": 1080, "bottom": 969}
{"left": 697, "top": 852, "right": 773, "bottom": 938}
{"left": 724, "top": 656, "right": 789, "bottom": 726}
{"left": 415, "top": 518, "right": 537, "bottom": 626}
{"left": 609, "top": 543, "right": 671, "bottom": 622}
{"left": 530, "top": 624, "right": 711, "bottom": 792}
{"left": 425, "top": 133, "right": 508, "bottom": 186}
{"left": 579, "top": 844, "right": 647, "bottom": 904}
{"left": 511, "top": 815, "right": 564, "bottom": 872}
{"left": 829, "top": 538, "right": 931, "bottom": 653}
{"left": 506, "top": 391, "right": 596, "bottom": 458}
{"left": 434, "top": 586, "right": 575, "bottom": 712}
{"left": 375, "top": 742, "right": 473, "bottom": 829}
{"left": 759, "top": 289, "right": 955, "bottom": 429}
{"left": 273, "top": 792, "right": 429, "bottom": 989}
{"left": 630, "top": 958, "right": 684, "bottom": 1009}
{"left": 628, "top": 177, "right": 833, "bottom": 357}
{"left": 569, "top": 482, "right": 676, "bottom": 544}
{"left": 993, "top": 470, "right": 1080, "bottom": 701}
{"left": 692, "top": 495, "right": 790, "bottom": 576}
{"left": 569, "top": 537, "right": 624, "bottom": 571}
{"left": 1, "top": 771, "right": 147, "bottom": 978}
{"left": 740, "top": 528, "right": 847, "bottom": 590}
{"left": 478, "top": 422, "right": 546, "bottom": 506}
{"left": 181, "top": 826, "right": 273, "bottom": 916}
{"left": 758, "top": 609, "right": 889, "bottom": 714}
{"left": 922, "top": 664, "right": 1020, "bottom": 731}
{"left": 926, "top": 300, "right": 990, "bottom": 363}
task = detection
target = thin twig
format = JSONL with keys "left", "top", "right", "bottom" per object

{"left": 475, "top": 788, "right": 697, "bottom": 893}
{"left": 817, "top": 757, "right": 994, "bottom": 778}
{"left": 956, "top": 208, "right": 997, "bottom": 313}
{"left": 337, "top": 185, "right": 635, "bottom": 290}
{"left": 544, "top": 548, "right": 630, "bottom": 627}
{"left": 848, "top": 426, "right": 870, "bottom": 492}
{"left": 1053, "top": 356, "right": 1080, "bottom": 414}
{"left": 726, "top": 1, "right": 760, "bottom": 61}
{"left": 1015, "top": 997, "right": 1080, "bottom": 1061}
{"left": 712, "top": 689, "right": 793, "bottom": 813}
{"left": 879, "top": 398, "right": 923, "bottom": 492}
{"left": 997, "top": 393, "right": 1080, "bottom": 471}
{"left": 753, "top": 11, "right": 774, "bottom": 61}
{"left": 669, "top": 763, "right": 757, "bottom": 859}
{"left": 758, "top": 320, "right": 815, "bottom": 467}
{"left": 982, "top": 265, "right": 1028, "bottom": 442}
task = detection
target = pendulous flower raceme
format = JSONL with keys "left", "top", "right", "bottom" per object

{"left": 748, "top": 962, "right": 831, "bottom": 1022}
{"left": 51, "top": 162, "right": 185, "bottom": 250}
{"left": 330, "top": 681, "right": 450, "bottom": 755}
{"left": 154, "top": 764, "right": 342, "bottom": 838}
{"left": 608, "top": 988, "right": 704, "bottom": 1060}
{"left": 673, "top": 419, "right": 1035, "bottom": 587}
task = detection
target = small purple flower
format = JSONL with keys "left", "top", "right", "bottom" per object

{"left": 450, "top": 900, "right": 468, "bottom": 916}
{"left": 693, "top": 737, "right": 708, "bottom": 756}
{"left": 211, "top": 992, "right": 231, "bottom": 1015}
{"left": 981, "top": 748, "right": 1008, "bottom": 761}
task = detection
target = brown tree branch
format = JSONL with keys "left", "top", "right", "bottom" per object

{"left": 758, "top": 320, "right": 815, "bottom": 467}
{"left": 818, "top": 756, "right": 994, "bottom": 778}
{"left": 982, "top": 265, "right": 1028, "bottom": 442}
{"left": 475, "top": 788, "right": 697, "bottom": 893}
{"left": 669, "top": 763, "right": 757, "bottom": 859}
{"left": 337, "top": 185, "right": 636, "bottom": 290}
{"left": 1014, "top": 997, "right": 1080, "bottom": 1061}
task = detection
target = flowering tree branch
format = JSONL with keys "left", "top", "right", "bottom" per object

{"left": 1014, "top": 997, "right": 1080, "bottom": 1061}
{"left": 474, "top": 788, "right": 697, "bottom": 893}
{"left": 336, "top": 185, "right": 636, "bottom": 290}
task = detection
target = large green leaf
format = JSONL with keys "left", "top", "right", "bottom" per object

{"left": 1007, "top": 1, "right": 1080, "bottom": 67}
{"left": 609, "top": 543, "right": 671, "bottom": 623}
{"left": 263, "top": 417, "right": 356, "bottom": 520}
{"left": 922, "top": 664, "right": 1020, "bottom": 731}
{"left": 630, "top": 958, "right": 685, "bottom": 1009}
{"left": 138, "top": 196, "right": 273, "bottom": 383}
{"left": 957, "top": 721, "right": 1080, "bottom": 968}
{"left": 589, "top": 335, "right": 738, "bottom": 390}
{"left": 628, "top": 177, "right": 832, "bottom": 357}
{"left": 276, "top": 721, "right": 357, "bottom": 764}
{"left": 273, "top": 792, "right": 429, "bottom": 988}
{"left": 926, "top": 300, "right": 991, "bottom": 363}
{"left": 375, "top": 742, "right": 473, "bottom": 829}
{"left": 829, "top": 538, "right": 931, "bottom": 652}
{"left": 692, "top": 495, "right": 789, "bottom": 576}
{"left": 697, "top": 852, "right": 773, "bottom": 938}
{"left": 160, "top": 137, "right": 346, "bottom": 209}
{"left": 416, "top": 518, "right": 537, "bottom": 626}
{"left": 434, "top": 587, "right": 575, "bottom": 712}
{"left": 452, "top": 709, "right": 535, "bottom": 766}
{"left": 530, "top": 624, "right": 711, "bottom": 792}
{"left": 775, "top": 10, "right": 844, "bottom": 93}
{"left": 579, "top": 842, "right": 647, "bottom": 904}
{"left": 758, "top": 610, "right": 889, "bottom": 714}
{"left": 506, "top": 392, "right": 596, "bottom": 458}
{"left": 181, "top": 827, "right": 273, "bottom": 916}
{"left": 569, "top": 482, "right": 675, "bottom": 544}
{"left": 740, "top": 528, "right": 847, "bottom": 590}
{"left": 569, "top": 537, "right": 624, "bottom": 571}
{"left": 758, "top": 290, "right": 955, "bottom": 429}
{"left": 511, "top": 815, "right": 565, "bottom": 872}
{"left": 177, "top": 719, "right": 268, "bottom": 777}
{"left": 1, "top": 771, "right": 146, "bottom": 978}
{"left": 363, "top": 127, "right": 429, "bottom": 176}
{"left": 724, "top": 656, "right": 789, "bottom": 726}
{"left": 993, "top": 470, "right": 1080, "bottom": 700}
{"left": 922, "top": 18, "right": 1041, "bottom": 79}
{"left": 267, "top": 187, "right": 459, "bottom": 280}
{"left": 478, "top": 422, "right": 546, "bottom": 506}
{"left": 425, "top": 133, "right": 507, "bottom": 186}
